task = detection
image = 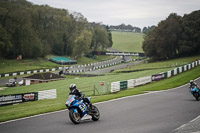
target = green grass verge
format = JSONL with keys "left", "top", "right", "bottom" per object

{"left": 111, "top": 31, "right": 144, "bottom": 52}
{"left": 115, "top": 55, "right": 200, "bottom": 73}
{"left": 0, "top": 55, "right": 114, "bottom": 75}
{"left": 77, "top": 55, "right": 114, "bottom": 65}
{"left": 1, "top": 66, "right": 200, "bottom": 122}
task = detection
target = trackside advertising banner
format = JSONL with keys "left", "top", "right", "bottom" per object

{"left": 0, "top": 94, "right": 22, "bottom": 106}
{"left": 134, "top": 76, "right": 152, "bottom": 87}
{"left": 91, "top": 51, "right": 145, "bottom": 57}
{"left": 0, "top": 92, "right": 38, "bottom": 106}
{"left": 152, "top": 74, "right": 165, "bottom": 81}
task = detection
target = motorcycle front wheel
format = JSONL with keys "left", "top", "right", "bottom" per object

{"left": 193, "top": 92, "right": 199, "bottom": 101}
{"left": 91, "top": 105, "right": 100, "bottom": 121}
{"left": 69, "top": 109, "right": 81, "bottom": 124}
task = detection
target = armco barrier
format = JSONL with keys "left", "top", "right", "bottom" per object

{"left": 0, "top": 89, "right": 56, "bottom": 106}
{"left": 110, "top": 60, "right": 200, "bottom": 94}
{"left": 0, "top": 67, "right": 61, "bottom": 78}
{"left": 111, "top": 76, "right": 152, "bottom": 93}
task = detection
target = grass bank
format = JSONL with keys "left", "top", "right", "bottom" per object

{"left": 1, "top": 65, "right": 200, "bottom": 122}
{"left": 111, "top": 31, "right": 144, "bottom": 52}
{"left": 115, "top": 55, "right": 200, "bottom": 73}
{"left": 0, "top": 55, "right": 114, "bottom": 74}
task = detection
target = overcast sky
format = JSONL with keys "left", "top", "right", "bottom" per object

{"left": 27, "top": 0, "right": 200, "bottom": 29}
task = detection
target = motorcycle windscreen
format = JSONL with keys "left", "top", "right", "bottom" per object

{"left": 67, "top": 95, "right": 75, "bottom": 105}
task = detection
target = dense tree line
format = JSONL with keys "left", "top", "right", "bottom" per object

{"left": 142, "top": 10, "right": 200, "bottom": 61}
{"left": 109, "top": 23, "right": 141, "bottom": 33}
{"left": 142, "top": 26, "right": 156, "bottom": 34}
{"left": 0, "top": 0, "right": 112, "bottom": 59}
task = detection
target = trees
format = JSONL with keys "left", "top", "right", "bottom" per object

{"left": 142, "top": 11, "right": 200, "bottom": 61}
{"left": 90, "top": 24, "right": 110, "bottom": 51}
{"left": 73, "top": 30, "right": 92, "bottom": 59}
{"left": 142, "top": 26, "right": 156, "bottom": 33}
{"left": 179, "top": 10, "right": 200, "bottom": 56}
{"left": 0, "top": 0, "right": 112, "bottom": 59}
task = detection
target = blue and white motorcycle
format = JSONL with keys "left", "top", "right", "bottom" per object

{"left": 190, "top": 86, "right": 200, "bottom": 101}
{"left": 65, "top": 95, "right": 100, "bottom": 124}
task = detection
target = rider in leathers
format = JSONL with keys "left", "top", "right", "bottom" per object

{"left": 69, "top": 84, "right": 92, "bottom": 111}
{"left": 189, "top": 80, "right": 199, "bottom": 89}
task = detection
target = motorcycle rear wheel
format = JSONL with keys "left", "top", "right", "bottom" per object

{"left": 91, "top": 105, "right": 100, "bottom": 121}
{"left": 69, "top": 109, "right": 81, "bottom": 124}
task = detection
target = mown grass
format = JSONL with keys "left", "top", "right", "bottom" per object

{"left": 111, "top": 31, "right": 144, "bottom": 52}
{"left": 1, "top": 58, "right": 200, "bottom": 122}
{"left": 0, "top": 55, "right": 114, "bottom": 74}
{"left": 77, "top": 55, "right": 114, "bottom": 65}
{"left": 115, "top": 55, "right": 200, "bottom": 73}
{"left": 0, "top": 58, "right": 59, "bottom": 74}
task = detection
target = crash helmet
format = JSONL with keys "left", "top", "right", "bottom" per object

{"left": 190, "top": 80, "right": 194, "bottom": 84}
{"left": 69, "top": 84, "right": 76, "bottom": 92}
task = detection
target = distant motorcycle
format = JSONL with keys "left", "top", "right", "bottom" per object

{"left": 190, "top": 85, "right": 200, "bottom": 101}
{"left": 65, "top": 95, "right": 100, "bottom": 124}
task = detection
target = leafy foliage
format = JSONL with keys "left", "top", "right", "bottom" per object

{"left": 143, "top": 10, "right": 200, "bottom": 61}
{"left": 0, "top": 0, "right": 112, "bottom": 59}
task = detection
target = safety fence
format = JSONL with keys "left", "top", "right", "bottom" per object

{"left": 81, "top": 81, "right": 110, "bottom": 96}
{"left": 0, "top": 57, "right": 120, "bottom": 77}
{"left": 0, "top": 89, "right": 56, "bottom": 106}
{"left": 68, "top": 59, "right": 122, "bottom": 73}
{"left": 0, "top": 67, "right": 62, "bottom": 78}
{"left": 0, "top": 56, "right": 143, "bottom": 77}
{"left": 111, "top": 60, "right": 200, "bottom": 93}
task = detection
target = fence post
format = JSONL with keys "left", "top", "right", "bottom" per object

{"left": 93, "top": 85, "right": 96, "bottom": 96}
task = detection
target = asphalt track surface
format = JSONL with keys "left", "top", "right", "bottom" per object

{"left": 1, "top": 79, "right": 200, "bottom": 133}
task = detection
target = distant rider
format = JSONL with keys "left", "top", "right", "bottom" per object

{"left": 189, "top": 80, "right": 199, "bottom": 89}
{"left": 69, "top": 84, "right": 92, "bottom": 110}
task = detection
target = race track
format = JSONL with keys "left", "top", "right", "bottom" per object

{"left": 1, "top": 79, "right": 200, "bottom": 133}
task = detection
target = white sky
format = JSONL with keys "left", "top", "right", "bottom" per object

{"left": 27, "top": 0, "right": 200, "bottom": 29}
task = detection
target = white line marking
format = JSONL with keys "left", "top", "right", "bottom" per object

{"left": 172, "top": 114, "right": 200, "bottom": 132}
{"left": 1, "top": 77, "right": 200, "bottom": 125}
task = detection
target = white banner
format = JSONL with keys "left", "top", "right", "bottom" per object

{"left": 179, "top": 67, "right": 182, "bottom": 73}
{"left": 38, "top": 89, "right": 57, "bottom": 100}
{"left": 174, "top": 68, "right": 177, "bottom": 75}
{"left": 13, "top": 73, "right": 17, "bottom": 76}
{"left": 134, "top": 76, "right": 152, "bottom": 87}
{"left": 128, "top": 79, "right": 135, "bottom": 89}
{"left": 20, "top": 72, "right": 24, "bottom": 75}
{"left": 26, "top": 80, "right": 30, "bottom": 86}
{"left": 188, "top": 64, "right": 191, "bottom": 69}
{"left": 192, "top": 62, "right": 195, "bottom": 68}
{"left": 195, "top": 61, "right": 198, "bottom": 66}
{"left": 168, "top": 71, "right": 171, "bottom": 78}
{"left": 27, "top": 71, "right": 31, "bottom": 74}
{"left": 184, "top": 65, "right": 187, "bottom": 71}
{"left": 111, "top": 81, "right": 120, "bottom": 93}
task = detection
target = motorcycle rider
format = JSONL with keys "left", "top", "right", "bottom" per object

{"left": 189, "top": 80, "right": 199, "bottom": 89}
{"left": 69, "top": 84, "right": 92, "bottom": 111}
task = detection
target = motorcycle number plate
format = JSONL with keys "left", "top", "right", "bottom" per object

{"left": 79, "top": 103, "right": 86, "bottom": 112}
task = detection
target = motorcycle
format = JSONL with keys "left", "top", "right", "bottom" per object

{"left": 65, "top": 95, "right": 100, "bottom": 124}
{"left": 190, "top": 86, "right": 200, "bottom": 101}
